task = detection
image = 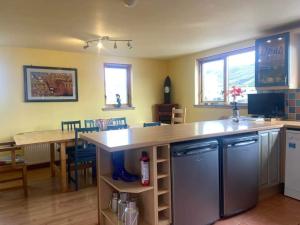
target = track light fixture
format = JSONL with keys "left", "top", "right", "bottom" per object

{"left": 83, "top": 36, "right": 133, "bottom": 50}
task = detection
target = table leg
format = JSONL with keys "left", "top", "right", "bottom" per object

{"left": 60, "top": 142, "right": 68, "bottom": 192}
{"left": 50, "top": 143, "right": 55, "bottom": 177}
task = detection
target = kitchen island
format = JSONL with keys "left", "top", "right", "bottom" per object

{"left": 80, "top": 119, "right": 300, "bottom": 225}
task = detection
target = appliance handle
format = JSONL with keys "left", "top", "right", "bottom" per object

{"left": 174, "top": 147, "right": 216, "bottom": 157}
{"left": 227, "top": 140, "right": 257, "bottom": 148}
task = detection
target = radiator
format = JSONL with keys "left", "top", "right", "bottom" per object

{"left": 23, "top": 144, "right": 60, "bottom": 165}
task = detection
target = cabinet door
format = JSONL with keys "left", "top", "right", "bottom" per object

{"left": 255, "top": 33, "right": 289, "bottom": 88}
{"left": 259, "top": 132, "right": 269, "bottom": 187}
{"left": 268, "top": 130, "right": 281, "bottom": 185}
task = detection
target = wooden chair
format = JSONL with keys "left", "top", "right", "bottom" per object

{"left": 61, "top": 120, "right": 81, "bottom": 131}
{"left": 67, "top": 127, "right": 99, "bottom": 190}
{"left": 143, "top": 122, "right": 161, "bottom": 127}
{"left": 0, "top": 142, "right": 28, "bottom": 196}
{"left": 84, "top": 120, "right": 96, "bottom": 128}
{"left": 171, "top": 107, "right": 186, "bottom": 125}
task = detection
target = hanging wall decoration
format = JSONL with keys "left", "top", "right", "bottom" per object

{"left": 23, "top": 65, "right": 78, "bottom": 102}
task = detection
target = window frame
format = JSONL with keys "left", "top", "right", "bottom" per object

{"left": 103, "top": 63, "right": 132, "bottom": 108}
{"left": 197, "top": 47, "right": 255, "bottom": 106}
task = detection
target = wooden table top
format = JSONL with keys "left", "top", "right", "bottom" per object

{"left": 14, "top": 130, "right": 75, "bottom": 146}
{"left": 80, "top": 119, "right": 300, "bottom": 152}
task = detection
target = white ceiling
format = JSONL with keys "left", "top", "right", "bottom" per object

{"left": 1, "top": 0, "right": 300, "bottom": 59}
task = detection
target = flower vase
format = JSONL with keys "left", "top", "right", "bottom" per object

{"left": 232, "top": 102, "right": 239, "bottom": 122}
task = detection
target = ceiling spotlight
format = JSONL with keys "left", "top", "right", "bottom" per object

{"left": 123, "top": 0, "right": 138, "bottom": 7}
{"left": 83, "top": 36, "right": 133, "bottom": 50}
{"left": 127, "top": 41, "right": 132, "bottom": 49}
{"left": 97, "top": 41, "right": 103, "bottom": 49}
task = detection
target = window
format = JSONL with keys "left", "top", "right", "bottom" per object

{"left": 197, "top": 48, "right": 256, "bottom": 105}
{"left": 104, "top": 63, "right": 132, "bottom": 107}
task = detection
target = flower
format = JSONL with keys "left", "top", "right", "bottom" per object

{"left": 227, "top": 86, "right": 245, "bottom": 102}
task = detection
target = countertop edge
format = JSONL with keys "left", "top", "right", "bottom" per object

{"left": 80, "top": 123, "right": 285, "bottom": 152}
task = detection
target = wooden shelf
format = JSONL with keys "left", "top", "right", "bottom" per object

{"left": 158, "top": 189, "right": 169, "bottom": 196}
{"left": 157, "top": 173, "right": 168, "bottom": 179}
{"left": 158, "top": 218, "right": 170, "bottom": 225}
{"left": 100, "top": 175, "right": 153, "bottom": 193}
{"left": 102, "top": 209, "right": 151, "bottom": 225}
{"left": 157, "top": 158, "right": 168, "bottom": 163}
{"left": 158, "top": 204, "right": 169, "bottom": 212}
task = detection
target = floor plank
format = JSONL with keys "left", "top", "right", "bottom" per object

{"left": 216, "top": 195, "right": 300, "bottom": 225}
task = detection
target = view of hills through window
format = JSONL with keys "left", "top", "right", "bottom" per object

{"left": 200, "top": 49, "right": 256, "bottom": 104}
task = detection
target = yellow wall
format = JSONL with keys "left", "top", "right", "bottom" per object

{"left": 0, "top": 47, "right": 168, "bottom": 142}
{"left": 168, "top": 40, "right": 254, "bottom": 122}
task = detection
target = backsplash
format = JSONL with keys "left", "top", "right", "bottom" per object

{"left": 287, "top": 90, "right": 300, "bottom": 120}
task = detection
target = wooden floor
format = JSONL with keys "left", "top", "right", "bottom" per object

{"left": 1, "top": 168, "right": 300, "bottom": 225}
{"left": 0, "top": 168, "right": 98, "bottom": 225}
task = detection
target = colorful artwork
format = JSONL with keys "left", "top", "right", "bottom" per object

{"left": 24, "top": 66, "right": 78, "bottom": 102}
{"left": 255, "top": 33, "right": 289, "bottom": 87}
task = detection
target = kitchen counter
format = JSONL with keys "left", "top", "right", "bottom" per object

{"left": 80, "top": 119, "right": 300, "bottom": 152}
{"left": 81, "top": 119, "right": 300, "bottom": 225}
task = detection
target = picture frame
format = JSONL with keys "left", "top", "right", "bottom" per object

{"left": 255, "top": 32, "right": 289, "bottom": 88}
{"left": 23, "top": 65, "right": 78, "bottom": 102}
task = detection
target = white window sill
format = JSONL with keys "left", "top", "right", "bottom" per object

{"left": 102, "top": 106, "right": 136, "bottom": 111}
{"left": 194, "top": 103, "right": 248, "bottom": 109}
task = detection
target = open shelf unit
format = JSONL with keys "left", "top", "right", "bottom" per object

{"left": 155, "top": 145, "right": 172, "bottom": 225}
{"left": 96, "top": 145, "right": 172, "bottom": 225}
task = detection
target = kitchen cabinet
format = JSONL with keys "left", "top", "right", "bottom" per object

{"left": 259, "top": 129, "right": 281, "bottom": 188}
{"left": 255, "top": 31, "right": 300, "bottom": 90}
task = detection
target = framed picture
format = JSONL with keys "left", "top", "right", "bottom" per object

{"left": 24, "top": 65, "right": 78, "bottom": 102}
{"left": 255, "top": 32, "right": 289, "bottom": 87}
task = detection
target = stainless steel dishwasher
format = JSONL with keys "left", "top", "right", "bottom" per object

{"left": 220, "top": 133, "right": 259, "bottom": 217}
{"left": 171, "top": 139, "right": 220, "bottom": 225}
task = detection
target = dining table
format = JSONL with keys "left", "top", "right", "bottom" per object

{"left": 12, "top": 123, "right": 167, "bottom": 193}
{"left": 14, "top": 130, "right": 75, "bottom": 192}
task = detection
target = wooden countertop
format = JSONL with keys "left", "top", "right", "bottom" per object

{"left": 14, "top": 130, "right": 75, "bottom": 146}
{"left": 81, "top": 119, "right": 300, "bottom": 152}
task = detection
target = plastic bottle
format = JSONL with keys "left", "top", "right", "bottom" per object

{"left": 111, "top": 192, "right": 119, "bottom": 214}
{"left": 118, "top": 192, "right": 128, "bottom": 221}
{"left": 140, "top": 151, "right": 150, "bottom": 186}
{"left": 124, "top": 200, "right": 139, "bottom": 225}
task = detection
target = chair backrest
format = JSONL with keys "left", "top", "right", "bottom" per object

{"left": 84, "top": 120, "right": 96, "bottom": 128}
{"left": 95, "top": 119, "right": 112, "bottom": 131}
{"left": 107, "top": 124, "right": 128, "bottom": 130}
{"left": 143, "top": 122, "right": 161, "bottom": 127}
{"left": 171, "top": 107, "right": 186, "bottom": 125}
{"left": 61, "top": 120, "right": 81, "bottom": 131}
{"left": 0, "top": 142, "right": 22, "bottom": 166}
{"left": 74, "top": 127, "right": 99, "bottom": 149}
{"left": 110, "top": 117, "right": 127, "bottom": 126}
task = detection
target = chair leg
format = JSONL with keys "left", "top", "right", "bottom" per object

{"left": 22, "top": 166, "right": 28, "bottom": 197}
{"left": 67, "top": 157, "right": 71, "bottom": 183}
{"left": 74, "top": 160, "right": 79, "bottom": 191}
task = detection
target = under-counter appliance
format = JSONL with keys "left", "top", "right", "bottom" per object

{"left": 285, "top": 129, "right": 300, "bottom": 200}
{"left": 220, "top": 134, "right": 259, "bottom": 217}
{"left": 171, "top": 139, "right": 220, "bottom": 225}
